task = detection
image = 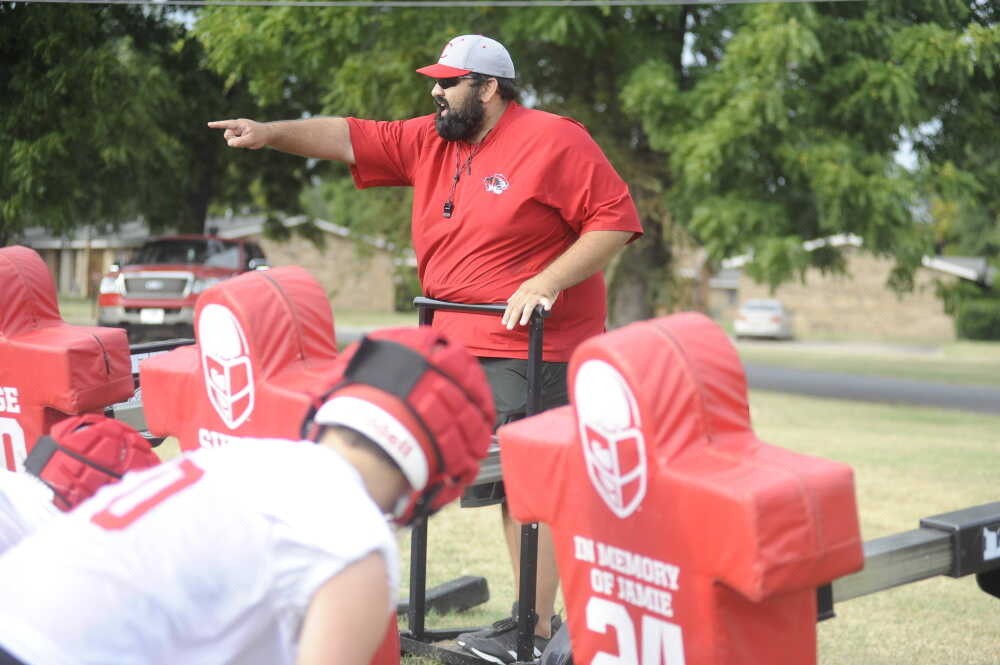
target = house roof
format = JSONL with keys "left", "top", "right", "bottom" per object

{"left": 921, "top": 255, "right": 995, "bottom": 286}
{"left": 14, "top": 214, "right": 417, "bottom": 266}
{"left": 16, "top": 220, "right": 152, "bottom": 250}
{"left": 721, "top": 234, "right": 994, "bottom": 287}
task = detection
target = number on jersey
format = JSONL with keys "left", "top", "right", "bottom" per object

{"left": 0, "top": 417, "right": 27, "bottom": 472}
{"left": 92, "top": 459, "right": 204, "bottom": 530}
{"left": 586, "top": 597, "right": 686, "bottom": 665}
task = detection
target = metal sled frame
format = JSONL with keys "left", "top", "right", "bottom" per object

{"left": 108, "top": 331, "right": 1000, "bottom": 665}
{"left": 400, "top": 297, "right": 548, "bottom": 665}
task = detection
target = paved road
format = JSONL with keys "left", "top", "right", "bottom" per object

{"left": 340, "top": 329, "right": 999, "bottom": 415}
{"left": 744, "top": 363, "right": 1000, "bottom": 414}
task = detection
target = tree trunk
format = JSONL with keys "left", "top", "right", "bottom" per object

{"left": 178, "top": 140, "right": 220, "bottom": 234}
{"left": 607, "top": 217, "right": 672, "bottom": 328}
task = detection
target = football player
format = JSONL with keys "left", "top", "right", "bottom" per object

{"left": 0, "top": 327, "right": 494, "bottom": 665}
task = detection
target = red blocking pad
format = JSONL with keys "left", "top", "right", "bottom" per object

{"left": 500, "top": 312, "right": 864, "bottom": 665}
{"left": 139, "top": 265, "right": 340, "bottom": 450}
{"left": 0, "top": 246, "right": 133, "bottom": 471}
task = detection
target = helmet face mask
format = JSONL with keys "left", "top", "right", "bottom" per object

{"left": 306, "top": 329, "right": 494, "bottom": 528}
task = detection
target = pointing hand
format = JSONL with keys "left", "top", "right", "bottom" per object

{"left": 207, "top": 118, "right": 269, "bottom": 149}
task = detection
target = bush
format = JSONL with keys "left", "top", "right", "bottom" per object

{"left": 393, "top": 265, "right": 422, "bottom": 313}
{"left": 956, "top": 299, "right": 1000, "bottom": 340}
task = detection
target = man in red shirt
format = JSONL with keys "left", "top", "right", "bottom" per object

{"left": 209, "top": 33, "right": 642, "bottom": 663}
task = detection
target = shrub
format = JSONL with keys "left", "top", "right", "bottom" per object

{"left": 955, "top": 299, "right": 1000, "bottom": 340}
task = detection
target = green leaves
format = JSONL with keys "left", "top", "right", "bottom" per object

{"left": 9, "top": 1, "right": 991, "bottom": 317}
{"left": 628, "top": 1, "right": 1000, "bottom": 295}
{"left": 0, "top": 5, "right": 237, "bottom": 238}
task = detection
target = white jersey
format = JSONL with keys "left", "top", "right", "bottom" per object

{"left": 0, "top": 469, "right": 59, "bottom": 554}
{"left": 0, "top": 438, "right": 399, "bottom": 665}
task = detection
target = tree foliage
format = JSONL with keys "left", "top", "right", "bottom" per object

{"left": 6, "top": 2, "right": 998, "bottom": 323}
{"left": 0, "top": 4, "right": 308, "bottom": 240}
{"left": 2, "top": 6, "right": 177, "bottom": 240}
{"left": 193, "top": 1, "right": 999, "bottom": 320}
{"left": 625, "top": 1, "right": 998, "bottom": 291}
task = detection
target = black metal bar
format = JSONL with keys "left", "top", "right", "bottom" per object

{"left": 815, "top": 584, "right": 835, "bottom": 622}
{"left": 397, "top": 575, "right": 490, "bottom": 616}
{"left": 516, "top": 308, "right": 546, "bottom": 663}
{"left": 525, "top": 312, "right": 545, "bottom": 417}
{"left": 516, "top": 523, "right": 540, "bottom": 661}
{"left": 920, "top": 501, "right": 1000, "bottom": 577}
{"left": 127, "top": 338, "right": 196, "bottom": 354}
{"left": 417, "top": 302, "right": 436, "bottom": 326}
{"left": 410, "top": 296, "right": 548, "bottom": 664}
{"left": 408, "top": 517, "right": 430, "bottom": 639}
{"left": 414, "top": 296, "right": 506, "bottom": 317}
{"left": 407, "top": 301, "right": 437, "bottom": 643}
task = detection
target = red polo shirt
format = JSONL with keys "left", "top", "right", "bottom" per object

{"left": 348, "top": 102, "right": 642, "bottom": 361}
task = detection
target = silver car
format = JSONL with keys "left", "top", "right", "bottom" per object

{"left": 733, "top": 299, "right": 794, "bottom": 340}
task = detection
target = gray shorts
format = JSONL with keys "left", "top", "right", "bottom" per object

{"left": 461, "top": 358, "right": 569, "bottom": 507}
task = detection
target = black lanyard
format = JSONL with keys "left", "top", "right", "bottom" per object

{"left": 443, "top": 142, "right": 483, "bottom": 219}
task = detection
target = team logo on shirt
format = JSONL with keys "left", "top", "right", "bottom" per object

{"left": 484, "top": 174, "right": 509, "bottom": 195}
{"left": 199, "top": 303, "right": 255, "bottom": 430}
{"left": 574, "top": 359, "right": 647, "bottom": 519}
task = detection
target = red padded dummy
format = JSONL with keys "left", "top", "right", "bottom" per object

{"left": 139, "top": 265, "right": 401, "bottom": 664}
{"left": 0, "top": 246, "right": 133, "bottom": 472}
{"left": 139, "top": 265, "right": 340, "bottom": 450}
{"left": 500, "top": 313, "right": 864, "bottom": 665}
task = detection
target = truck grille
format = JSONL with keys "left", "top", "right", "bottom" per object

{"left": 123, "top": 276, "right": 190, "bottom": 298}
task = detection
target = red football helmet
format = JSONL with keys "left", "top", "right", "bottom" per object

{"left": 25, "top": 414, "right": 161, "bottom": 511}
{"left": 304, "top": 327, "right": 495, "bottom": 526}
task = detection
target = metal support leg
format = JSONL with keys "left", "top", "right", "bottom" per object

{"left": 408, "top": 518, "right": 429, "bottom": 640}
{"left": 406, "top": 298, "right": 549, "bottom": 664}
{"left": 515, "top": 311, "right": 546, "bottom": 662}
{"left": 516, "top": 522, "right": 540, "bottom": 661}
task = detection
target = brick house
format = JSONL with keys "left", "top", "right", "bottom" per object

{"left": 13, "top": 215, "right": 404, "bottom": 315}
{"left": 736, "top": 251, "right": 958, "bottom": 342}
{"left": 706, "top": 235, "right": 994, "bottom": 343}
{"left": 217, "top": 216, "right": 401, "bottom": 313}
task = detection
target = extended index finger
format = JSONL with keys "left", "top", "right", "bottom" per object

{"left": 207, "top": 119, "right": 239, "bottom": 129}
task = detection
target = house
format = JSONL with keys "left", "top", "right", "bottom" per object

{"left": 12, "top": 215, "right": 405, "bottom": 315}
{"left": 711, "top": 235, "right": 992, "bottom": 343}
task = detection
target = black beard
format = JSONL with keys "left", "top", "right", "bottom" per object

{"left": 435, "top": 93, "right": 486, "bottom": 142}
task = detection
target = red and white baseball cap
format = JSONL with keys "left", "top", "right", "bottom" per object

{"left": 417, "top": 34, "right": 516, "bottom": 79}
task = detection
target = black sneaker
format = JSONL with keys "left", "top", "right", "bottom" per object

{"left": 457, "top": 603, "right": 562, "bottom": 664}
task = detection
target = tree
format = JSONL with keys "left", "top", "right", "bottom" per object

{"left": 627, "top": 2, "right": 999, "bottom": 289}
{"left": 2, "top": 6, "right": 170, "bottom": 241}
{"left": 194, "top": 4, "right": 691, "bottom": 319}
{"left": 906, "top": 1, "right": 1000, "bottom": 261}
{"left": 193, "top": 2, "right": 999, "bottom": 321}
{"left": 0, "top": 4, "right": 287, "bottom": 241}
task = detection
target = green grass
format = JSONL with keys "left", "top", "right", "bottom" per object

{"left": 400, "top": 391, "right": 1000, "bottom": 665}
{"left": 83, "top": 295, "right": 1000, "bottom": 662}
{"left": 736, "top": 341, "right": 1000, "bottom": 387}
{"left": 58, "top": 296, "right": 97, "bottom": 326}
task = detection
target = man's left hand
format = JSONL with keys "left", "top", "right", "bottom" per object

{"left": 503, "top": 275, "right": 560, "bottom": 330}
